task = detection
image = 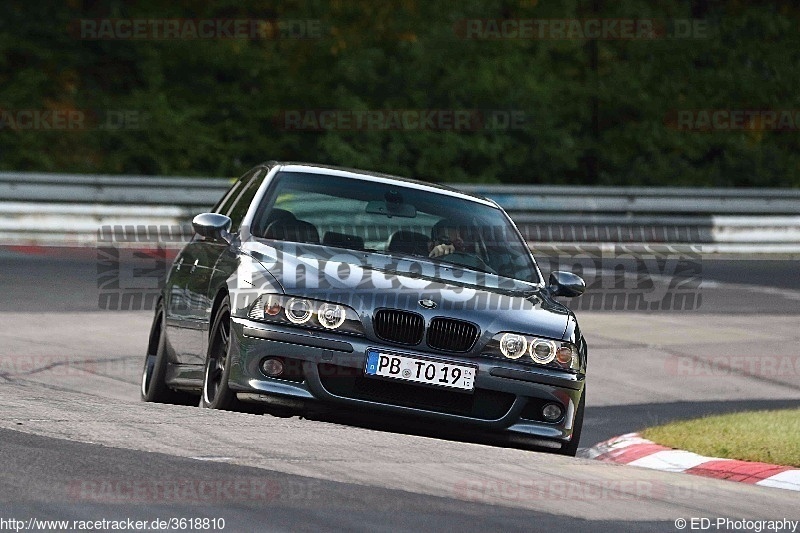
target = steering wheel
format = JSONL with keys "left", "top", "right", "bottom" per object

{"left": 439, "top": 252, "right": 496, "bottom": 274}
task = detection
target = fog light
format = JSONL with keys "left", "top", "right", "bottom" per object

{"left": 260, "top": 357, "right": 285, "bottom": 377}
{"left": 542, "top": 403, "right": 563, "bottom": 421}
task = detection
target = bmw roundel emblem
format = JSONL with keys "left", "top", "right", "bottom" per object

{"left": 418, "top": 299, "right": 437, "bottom": 309}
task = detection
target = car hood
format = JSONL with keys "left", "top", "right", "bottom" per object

{"left": 243, "top": 240, "right": 571, "bottom": 340}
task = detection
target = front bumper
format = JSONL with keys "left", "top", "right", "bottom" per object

{"left": 227, "top": 317, "right": 585, "bottom": 444}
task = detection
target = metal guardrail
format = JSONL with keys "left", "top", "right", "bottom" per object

{"left": 0, "top": 172, "right": 230, "bottom": 207}
{"left": 1, "top": 172, "right": 799, "bottom": 252}
{"left": 463, "top": 184, "right": 800, "bottom": 214}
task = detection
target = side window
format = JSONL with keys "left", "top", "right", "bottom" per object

{"left": 224, "top": 168, "right": 266, "bottom": 233}
{"left": 213, "top": 176, "right": 247, "bottom": 216}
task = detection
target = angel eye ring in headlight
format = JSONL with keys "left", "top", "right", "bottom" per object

{"left": 285, "top": 298, "right": 312, "bottom": 324}
{"left": 317, "top": 303, "right": 346, "bottom": 329}
{"left": 530, "top": 339, "right": 556, "bottom": 364}
{"left": 500, "top": 333, "right": 528, "bottom": 359}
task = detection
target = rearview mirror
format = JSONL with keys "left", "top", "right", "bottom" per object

{"left": 365, "top": 200, "right": 417, "bottom": 218}
{"left": 192, "top": 213, "right": 232, "bottom": 243}
{"left": 548, "top": 271, "right": 586, "bottom": 298}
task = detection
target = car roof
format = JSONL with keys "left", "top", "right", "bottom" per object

{"left": 264, "top": 161, "right": 497, "bottom": 207}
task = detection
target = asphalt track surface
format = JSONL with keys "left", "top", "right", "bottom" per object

{"left": 1, "top": 248, "right": 798, "bottom": 531}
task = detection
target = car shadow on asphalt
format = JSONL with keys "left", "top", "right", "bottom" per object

{"left": 270, "top": 398, "right": 800, "bottom": 456}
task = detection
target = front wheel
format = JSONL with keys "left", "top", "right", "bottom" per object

{"left": 556, "top": 387, "right": 586, "bottom": 457}
{"left": 200, "top": 296, "right": 241, "bottom": 410}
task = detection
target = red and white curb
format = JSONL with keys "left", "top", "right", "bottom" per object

{"left": 581, "top": 433, "right": 800, "bottom": 492}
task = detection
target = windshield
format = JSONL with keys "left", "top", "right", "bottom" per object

{"left": 251, "top": 171, "right": 541, "bottom": 285}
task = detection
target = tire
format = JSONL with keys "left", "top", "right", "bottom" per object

{"left": 141, "top": 306, "right": 197, "bottom": 405}
{"left": 557, "top": 386, "right": 586, "bottom": 457}
{"left": 200, "top": 296, "right": 242, "bottom": 410}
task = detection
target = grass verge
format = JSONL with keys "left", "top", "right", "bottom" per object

{"left": 641, "top": 408, "right": 800, "bottom": 468}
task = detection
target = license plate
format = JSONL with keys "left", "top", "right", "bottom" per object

{"left": 365, "top": 350, "right": 476, "bottom": 391}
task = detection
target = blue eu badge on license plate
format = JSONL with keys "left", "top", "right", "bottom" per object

{"left": 366, "top": 350, "right": 380, "bottom": 375}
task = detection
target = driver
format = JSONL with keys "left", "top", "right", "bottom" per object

{"left": 428, "top": 219, "right": 480, "bottom": 258}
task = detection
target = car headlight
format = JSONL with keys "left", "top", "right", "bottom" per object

{"left": 555, "top": 344, "right": 577, "bottom": 367}
{"left": 486, "top": 332, "right": 581, "bottom": 372}
{"left": 530, "top": 339, "right": 556, "bottom": 364}
{"left": 499, "top": 333, "right": 527, "bottom": 359}
{"left": 285, "top": 298, "right": 313, "bottom": 324}
{"left": 249, "top": 294, "right": 364, "bottom": 335}
{"left": 317, "top": 303, "right": 347, "bottom": 329}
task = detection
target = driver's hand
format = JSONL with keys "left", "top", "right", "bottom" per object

{"left": 429, "top": 243, "right": 455, "bottom": 258}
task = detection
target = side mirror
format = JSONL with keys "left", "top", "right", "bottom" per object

{"left": 192, "top": 213, "right": 232, "bottom": 243}
{"left": 548, "top": 271, "right": 586, "bottom": 298}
